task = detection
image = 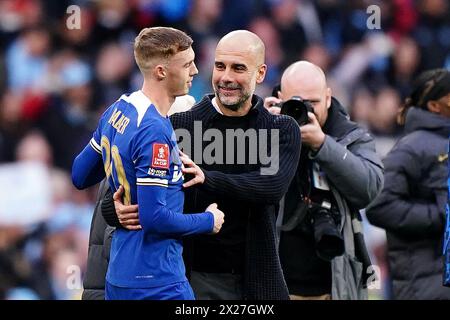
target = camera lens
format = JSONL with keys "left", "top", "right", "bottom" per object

{"left": 312, "top": 208, "right": 344, "bottom": 261}
{"left": 280, "top": 97, "right": 310, "bottom": 126}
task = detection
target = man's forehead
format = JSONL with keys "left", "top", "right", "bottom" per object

{"left": 284, "top": 81, "right": 324, "bottom": 100}
{"left": 284, "top": 72, "right": 325, "bottom": 91}
{"left": 171, "top": 47, "right": 195, "bottom": 62}
{"left": 214, "top": 48, "right": 257, "bottom": 66}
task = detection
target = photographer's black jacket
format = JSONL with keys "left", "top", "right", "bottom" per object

{"left": 85, "top": 94, "right": 301, "bottom": 300}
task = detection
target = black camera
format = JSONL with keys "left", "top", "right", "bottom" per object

{"left": 282, "top": 194, "right": 345, "bottom": 261}
{"left": 280, "top": 96, "right": 314, "bottom": 126}
{"left": 309, "top": 201, "right": 344, "bottom": 261}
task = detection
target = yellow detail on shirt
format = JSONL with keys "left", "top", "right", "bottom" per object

{"left": 108, "top": 108, "right": 130, "bottom": 134}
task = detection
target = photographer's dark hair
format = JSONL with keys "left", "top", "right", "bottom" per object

{"left": 398, "top": 68, "right": 450, "bottom": 125}
{"left": 272, "top": 83, "right": 281, "bottom": 98}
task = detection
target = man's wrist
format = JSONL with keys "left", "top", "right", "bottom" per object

{"left": 311, "top": 133, "right": 326, "bottom": 152}
{"left": 204, "top": 211, "right": 215, "bottom": 233}
{"left": 309, "top": 135, "right": 327, "bottom": 157}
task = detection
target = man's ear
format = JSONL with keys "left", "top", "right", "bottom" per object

{"left": 155, "top": 64, "right": 167, "bottom": 81}
{"left": 326, "top": 87, "right": 332, "bottom": 109}
{"left": 427, "top": 100, "right": 441, "bottom": 114}
{"left": 256, "top": 64, "right": 267, "bottom": 84}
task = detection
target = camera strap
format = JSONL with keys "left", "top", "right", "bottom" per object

{"left": 279, "top": 158, "right": 313, "bottom": 232}
{"left": 278, "top": 128, "right": 367, "bottom": 235}
{"left": 280, "top": 200, "right": 309, "bottom": 232}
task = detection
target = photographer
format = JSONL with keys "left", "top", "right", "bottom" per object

{"left": 265, "top": 61, "right": 384, "bottom": 300}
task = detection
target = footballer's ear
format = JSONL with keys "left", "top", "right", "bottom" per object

{"left": 155, "top": 64, "right": 167, "bottom": 81}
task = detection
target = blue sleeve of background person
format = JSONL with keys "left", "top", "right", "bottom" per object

{"left": 72, "top": 142, "right": 105, "bottom": 189}
{"left": 444, "top": 138, "right": 450, "bottom": 287}
{"left": 137, "top": 184, "right": 213, "bottom": 236}
{"left": 72, "top": 112, "right": 106, "bottom": 189}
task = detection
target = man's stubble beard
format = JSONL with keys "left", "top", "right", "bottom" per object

{"left": 215, "top": 90, "right": 251, "bottom": 112}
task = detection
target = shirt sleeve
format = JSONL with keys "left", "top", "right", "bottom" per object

{"left": 309, "top": 132, "right": 384, "bottom": 209}
{"left": 137, "top": 185, "right": 214, "bottom": 236}
{"left": 366, "top": 145, "right": 444, "bottom": 236}
{"left": 89, "top": 127, "right": 102, "bottom": 155}
{"left": 72, "top": 119, "right": 105, "bottom": 189}
{"left": 133, "top": 123, "right": 173, "bottom": 187}
{"left": 132, "top": 123, "right": 214, "bottom": 236}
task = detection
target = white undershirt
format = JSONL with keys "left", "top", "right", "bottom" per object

{"left": 211, "top": 97, "right": 224, "bottom": 115}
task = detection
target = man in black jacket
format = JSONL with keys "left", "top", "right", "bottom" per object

{"left": 366, "top": 69, "right": 450, "bottom": 299}
{"left": 81, "top": 179, "right": 113, "bottom": 300}
{"left": 84, "top": 30, "right": 301, "bottom": 300}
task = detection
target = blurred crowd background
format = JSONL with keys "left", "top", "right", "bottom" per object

{"left": 0, "top": 0, "right": 448, "bottom": 300}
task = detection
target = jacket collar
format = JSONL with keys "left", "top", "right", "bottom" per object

{"left": 190, "top": 94, "right": 268, "bottom": 127}
{"left": 322, "top": 97, "right": 359, "bottom": 140}
{"left": 405, "top": 107, "right": 450, "bottom": 137}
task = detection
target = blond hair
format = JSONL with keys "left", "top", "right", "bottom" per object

{"left": 134, "top": 27, "right": 193, "bottom": 74}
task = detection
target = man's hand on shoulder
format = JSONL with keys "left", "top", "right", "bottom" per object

{"left": 180, "top": 150, "right": 205, "bottom": 188}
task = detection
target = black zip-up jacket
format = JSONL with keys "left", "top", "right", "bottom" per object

{"left": 366, "top": 107, "right": 450, "bottom": 299}
{"left": 84, "top": 94, "right": 301, "bottom": 300}
{"left": 82, "top": 179, "right": 116, "bottom": 300}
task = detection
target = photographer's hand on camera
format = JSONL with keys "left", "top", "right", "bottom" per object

{"left": 263, "top": 96, "right": 282, "bottom": 115}
{"left": 300, "top": 112, "right": 326, "bottom": 151}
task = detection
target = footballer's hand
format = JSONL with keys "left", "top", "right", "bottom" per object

{"left": 206, "top": 203, "right": 225, "bottom": 234}
{"left": 114, "top": 185, "right": 142, "bottom": 230}
{"left": 180, "top": 150, "right": 205, "bottom": 188}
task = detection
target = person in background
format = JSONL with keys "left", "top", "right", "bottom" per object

{"left": 366, "top": 68, "right": 450, "bottom": 300}
{"left": 444, "top": 139, "right": 450, "bottom": 288}
{"left": 265, "top": 60, "right": 384, "bottom": 300}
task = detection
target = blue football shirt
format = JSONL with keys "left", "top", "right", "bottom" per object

{"left": 72, "top": 90, "right": 213, "bottom": 288}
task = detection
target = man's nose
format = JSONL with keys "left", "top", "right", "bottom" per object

{"left": 220, "top": 68, "right": 234, "bottom": 83}
{"left": 191, "top": 62, "right": 199, "bottom": 76}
